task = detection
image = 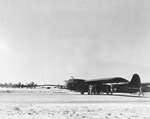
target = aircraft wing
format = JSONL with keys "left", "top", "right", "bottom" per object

{"left": 141, "top": 82, "right": 150, "bottom": 92}
{"left": 84, "top": 77, "right": 129, "bottom": 84}
{"left": 141, "top": 82, "right": 150, "bottom": 86}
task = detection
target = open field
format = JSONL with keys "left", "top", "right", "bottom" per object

{"left": 0, "top": 88, "right": 150, "bottom": 119}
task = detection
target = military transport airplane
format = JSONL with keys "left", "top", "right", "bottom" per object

{"left": 65, "top": 74, "right": 150, "bottom": 96}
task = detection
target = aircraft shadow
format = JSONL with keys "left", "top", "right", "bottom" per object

{"left": 95, "top": 93, "right": 148, "bottom": 98}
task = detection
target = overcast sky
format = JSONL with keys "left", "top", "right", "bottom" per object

{"left": 0, "top": 0, "right": 150, "bottom": 84}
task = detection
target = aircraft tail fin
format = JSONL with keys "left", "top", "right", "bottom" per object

{"left": 128, "top": 74, "right": 141, "bottom": 88}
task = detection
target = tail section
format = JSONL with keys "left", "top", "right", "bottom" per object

{"left": 128, "top": 74, "right": 141, "bottom": 88}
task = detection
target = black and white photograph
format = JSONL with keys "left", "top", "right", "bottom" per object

{"left": 0, "top": 0, "right": 150, "bottom": 118}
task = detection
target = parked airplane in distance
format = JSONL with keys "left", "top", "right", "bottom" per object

{"left": 0, "top": 82, "right": 63, "bottom": 89}
{"left": 65, "top": 74, "right": 150, "bottom": 96}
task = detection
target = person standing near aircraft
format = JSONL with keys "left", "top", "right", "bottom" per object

{"left": 110, "top": 85, "right": 113, "bottom": 95}
{"left": 139, "top": 86, "right": 144, "bottom": 96}
{"left": 88, "top": 85, "right": 93, "bottom": 95}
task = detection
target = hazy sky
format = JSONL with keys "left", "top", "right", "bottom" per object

{"left": 0, "top": 0, "right": 150, "bottom": 84}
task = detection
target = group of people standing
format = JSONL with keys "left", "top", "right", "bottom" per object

{"left": 88, "top": 84, "right": 113, "bottom": 95}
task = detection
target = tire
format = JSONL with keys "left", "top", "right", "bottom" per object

{"left": 81, "top": 91, "right": 84, "bottom": 95}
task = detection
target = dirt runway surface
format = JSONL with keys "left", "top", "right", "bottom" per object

{"left": 0, "top": 88, "right": 150, "bottom": 119}
{"left": 0, "top": 93, "right": 150, "bottom": 104}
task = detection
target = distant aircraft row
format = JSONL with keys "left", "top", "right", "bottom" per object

{"left": 0, "top": 82, "right": 37, "bottom": 89}
{"left": 64, "top": 74, "right": 150, "bottom": 96}
{"left": 0, "top": 82, "right": 62, "bottom": 89}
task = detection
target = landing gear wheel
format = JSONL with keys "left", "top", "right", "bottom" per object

{"left": 81, "top": 91, "right": 84, "bottom": 95}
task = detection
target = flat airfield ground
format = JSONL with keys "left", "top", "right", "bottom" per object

{"left": 0, "top": 88, "right": 150, "bottom": 119}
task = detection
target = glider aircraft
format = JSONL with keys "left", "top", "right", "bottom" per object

{"left": 65, "top": 74, "right": 149, "bottom": 96}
